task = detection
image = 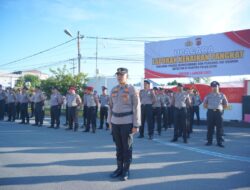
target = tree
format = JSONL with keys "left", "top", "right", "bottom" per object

{"left": 191, "top": 77, "right": 211, "bottom": 84}
{"left": 15, "top": 74, "right": 41, "bottom": 88}
{"left": 41, "top": 65, "right": 88, "bottom": 97}
{"left": 167, "top": 80, "right": 178, "bottom": 86}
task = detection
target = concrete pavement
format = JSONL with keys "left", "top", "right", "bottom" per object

{"left": 0, "top": 118, "right": 250, "bottom": 190}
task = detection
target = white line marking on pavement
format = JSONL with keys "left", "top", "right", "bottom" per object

{"left": 153, "top": 138, "right": 250, "bottom": 163}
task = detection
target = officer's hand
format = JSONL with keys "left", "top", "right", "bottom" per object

{"left": 109, "top": 123, "right": 112, "bottom": 130}
{"left": 132, "top": 127, "right": 139, "bottom": 134}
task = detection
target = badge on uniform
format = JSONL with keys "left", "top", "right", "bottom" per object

{"left": 122, "top": 93, "right": 129, "bottom": 102}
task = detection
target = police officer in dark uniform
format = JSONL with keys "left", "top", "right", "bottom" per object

{"left": 49, "top": 87, "right": 63, "bottom": 129}
{"left": 0, "top": 85, "right": 6, "bottom": 121}
{"left": 33, "top": 86, "right": 45, "bottom": 127}
{"left": 98, "top": 86, "right": 109, "bottom": 130}
{"left": 203, "top": 81, "right": 228, "bottom": 147}
{"left": 109, "top": 68, "right": 141, "bottom": 181}
{"left": 84, "top": 86, "right": 99, "bottom": 133}
{"left": 6, "top": 88, "right": 16, "bottom": 122}
{"left": 171, "top": 83, "right": 191, "bottom": 143}
{"left": 16, "top": 89, "right": 21, "bottom": 120}
{"left": 138, "top": 80, "right": 155, "bottom": 139}
{"left": 152, "top": 87, "right": 163, "bottom": 137}
{"left": 66, "top": 86, "right": 82, "bottom": 131}
{"left": 19, "top": 86, "right": 30, "bottom": 124}
{"left": 82, "top": 86, "right": 88, "bottom": 128}
{"left": 191, "top": 90, "right": 202, "bottom": 126}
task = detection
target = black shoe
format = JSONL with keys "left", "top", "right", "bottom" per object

{"left": 158, "top": 132, "right": 161, "bottom": 136}
{"left": 73, "top": 128, "right": 78, "bottom": 132}
{"left": 110, "top": 162, "right": 123, "bottom": 178}
{"left": 54, "top": 126, "right": 60, "bottom": 129}
{"left": 184, "top": 139, "right": 188, "bottom": 143}
{"left": 120, "top": 171, "right": 129, "bottom": 181}
{"left": 32, "top": 124, "right": 38, "bottom": 126}
{"left": 217, "top": 143, "right": 224, "bottom": 148}
{"left": 38, "top": 124, "right": 43, "bottom": 127}
{"left": 19, "top": 122, "right": 25, "bottom": 124}
{"left": 171, "top": 138, "right": 178, "bottom": 142}
{"left": 97, "top": 127, "right": 103, "bottom": 129}
{"left": 47, "top": 126, "right": 54, "bottom": 128}
{"left": 205, "top": 142, "right": 212, "bottom": 146}
{"left": 83, "top": 129, "right": 89, "bottom": 132}
{"left": 137, "top": 135, "right": 144, "bottom": 138}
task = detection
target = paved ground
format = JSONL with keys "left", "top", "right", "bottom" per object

{"left": 0, "top": 117, "right": 250, "bottom": 190}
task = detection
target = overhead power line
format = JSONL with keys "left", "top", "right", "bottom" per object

{"left": 0, "top": 38, "right": 77, "bottom": 67}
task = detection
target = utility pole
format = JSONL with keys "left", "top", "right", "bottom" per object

{"left": 64, "top": 29, "right": 83, "bottom": 75}
{"left": 95, "top": 37, "right": 98, "bottom": 77}
{"left": 77, "top": 31, "right": 81, "bottom": 74}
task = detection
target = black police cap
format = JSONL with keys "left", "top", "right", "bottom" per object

{"left": 153, "top": 87, "right": 158, "bottom": 90}
{"left": 144, "top": 80, "right": 150, "bottom": 84}
{"left": 210, "top": 81, "right": 220, "bottom": 87}
{"left": 116, "top": 67, "right": 128, "bottom": 75}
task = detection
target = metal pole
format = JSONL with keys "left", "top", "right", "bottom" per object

{"left": 77, "top": 31, "right": 81, "bottom": 74}
{"left": 96, "top": 37, "right": 98, "bottom": 77}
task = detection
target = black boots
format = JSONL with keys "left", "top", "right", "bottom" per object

{"left": 120, "top": 162, "right": 130, "bottom": 181}
{"left": 110, "top": 161, "right": 123, "bottom": 178}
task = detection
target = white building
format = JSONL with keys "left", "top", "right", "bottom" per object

{"left": 0, "top": 70, "right": 49, "bottom": 88}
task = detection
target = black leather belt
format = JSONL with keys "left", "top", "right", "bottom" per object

{"left": 208, "top": 109, "right": 221, "bottom": 112}
{"left": 112, "top": 111, "right": 133, "bottom": 117}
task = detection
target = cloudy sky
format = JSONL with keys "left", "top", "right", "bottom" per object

{"left": 0, "top": 0, "right": 250, "bottom": 82}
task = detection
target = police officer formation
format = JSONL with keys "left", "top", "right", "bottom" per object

{"left": 0, "top": 68, "right": 228, "bottom": 181}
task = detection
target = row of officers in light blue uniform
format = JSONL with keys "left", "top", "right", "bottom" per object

{"left": 0, "top": 67, "right": 228, "bottom": 181}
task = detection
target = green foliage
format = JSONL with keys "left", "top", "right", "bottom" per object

{"left": 15, "top": 74, "right": 41, "bottom": 88}
{"left": 167, "top": 80, "right": 178, "bottom": 86}
{"left": 40, "top": 65, "right": 88, "bottom": 97}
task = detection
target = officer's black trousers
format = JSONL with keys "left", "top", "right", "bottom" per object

{"left": 174, "top": 107, "right": 187, "bottom": 140}
{"left": 86, "top": 106, "right": 97, "bottom": 131}
{"left": 207, "top": 109, "right": 223, "bottom": 144}
{"left": 140, "top": 104, "right": 153, "bottom": 136}
{"left": 153, "top": 107, "right": 162, "bottom": 134}
{"left": 16, "top": 102, "right": 20, "bottom": 119}
{"left": 30, "top": 102, "right": 34, "bottom": 117}
{"left": 0, "top": 99, "right": 5, "bottom": 120}
{"left": 192, "top": 106, "right": 200, "bottom": 125}
{"left": 20, "top": 103, "right": 29, "bottom": 123}
{"left": 186, "top": 107, "right": 193, "bottom": 134}
{"left": 83, "top": 105, "right": 88, "bottom": 126}
{"left": 8, "top": 103, "right": 16, "bottom": 121}
{"left": 162, "top": 107, "right": 168, "bottom": 128}
{"left": 100, "top": 106, "right": 108, "bottom": 128}
{"left": 50, "top": 105, "right": 60, "bottom": 127}
{"left": 167, "top": 106, "right": 174, "bottom": 127}
{"left": 34, "top": 102, "right": 43, "bottom": 125}
{"left": 112, "top": 123, "right": 133, "bottom": 164}
{"left": 68, "top": 106, "right": 78, "bottom": 129}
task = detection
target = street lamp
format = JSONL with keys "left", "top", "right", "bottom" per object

{"left": 64, "top": 29, "right": 83, "bottom": 74}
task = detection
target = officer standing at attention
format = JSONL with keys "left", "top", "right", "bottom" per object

{"left": 82, "top": 86, "right": 88, "bottom": 128}
{"left": 33, "top": 86, "right": 45, "bottom": 127}
{"left": 171, "top": 83, "right": 191, "bottom": 143}
{"left": 49, "top": 87, "right": 63, "bottom": 129}
{"left": 203, "top": 81, "right": 228, "bottom": 147}
{"left": 6, "top": 88, "right": 17, "bottom": 122}
{"left": 98, "top": 86, "right": 109, "bottom": 130}
{"left": 108, "top": 67, "right": 141, "bottom": 181}
{"left": 15, "top": 88, "right": 21, "bottom": 120}
{"left": 0, "top": 85, "right": 6, "bottom": 121}
{"left": 19, "top": 86, "right": 30, "bottom": 124}
{"left": 138, "top": 80, "right": 155, "bottom": 139}
{"left": 161, "top": 89, "right": 171, "bottom": 130}
{"left": 84, "top": 86, "right": 99, "bottom": 133}
{"left": 191, "top": 90, "right": 202, "bottom": 126}
{"left": 152, "top": 87, "right": 163, "bottom": 137}
{"left": 66, "top": 86, "right": 82, "bottom": 131}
